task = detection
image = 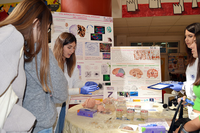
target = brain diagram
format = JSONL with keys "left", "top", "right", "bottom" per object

{"left": 129, "top": 68, "right": 143, "bottom": 79}
{"left": 112, "top": 68, "right": 125, "bottom": 78}
{"left": 147, "top": 69, "right": 158, "bottom": 78}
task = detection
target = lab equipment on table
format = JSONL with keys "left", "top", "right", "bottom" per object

{"left": 138, "top": 124, "right": 166, "bottom": 133}
{"left": 77, "top": 108, "right": 97, "bottom": 118}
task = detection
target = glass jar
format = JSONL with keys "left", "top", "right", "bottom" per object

{"left": 116, "top": 109, "right": 123, "bottom": 119}
{"left": 134, "top": 105, "right": 141, "bottom": 112}
{"left": 126, "top": 108, "right": 135, "bottom": 120}
{"left": 141, "top": 109, "right": 148, "bottom": 120}
{"left": 134, "top": 105, "right": 141, "bottom": 119}
{"left": 116, "top": 99, "right": 127, "bottom": 115}
{"left": 103, "top": 97, "right": 115, "bottom": 112}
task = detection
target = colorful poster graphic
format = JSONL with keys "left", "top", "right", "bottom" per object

{"left": 111, "top": 47, "right": 162, "bottom": 102}
{"left": 52, "top": 12, "right": 113, "bottom": 104}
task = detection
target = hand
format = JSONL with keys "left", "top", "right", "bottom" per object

{"left": 178, "top": 96, "right": 185, "bottom": 103}
{"left": 85, "top": 81, "right": 98, "bottom": 86}
{"left": 170, "top": 83, "right": 183, "bottom": 91}
{"left": 174, "top": 126, "right": 180, "bottom": 133}
{"left": 80, "top": 85, "right": 98, "bottom": 95}
{"left": 177, "top": 96, "right": 187, "bottom": 107}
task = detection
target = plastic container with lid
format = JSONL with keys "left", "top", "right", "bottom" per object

{"left": 140, "top": 109, "right": 148, "bottom": 120}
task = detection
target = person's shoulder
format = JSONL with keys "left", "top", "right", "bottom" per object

{"left": 0, "top": 24, "right": 23, "bottom": 48}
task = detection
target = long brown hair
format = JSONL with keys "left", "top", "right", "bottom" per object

{"left": 0, "top": 0, "right": 53, "bottom": 93}
{"left": 53, "top": 32, "right": 76, "bottom": 77}
{"left": 193, "top": 31, "right": 200, "bottom": 85}
{"left": 185, "top": 23, "right": 200, "bottom": 66}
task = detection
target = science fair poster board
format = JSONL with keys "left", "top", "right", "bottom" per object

{"left": 52, "top": 12, "right": 113, "bottom": 104}
{"left": 111, "top": 47, "right": 162, "bottom": 102}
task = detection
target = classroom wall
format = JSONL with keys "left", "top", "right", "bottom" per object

{"left": 115, "top": 35, "right": 186, "bottom": 53}
{"left": 1, "top": 0, "right": 185, "bottom": 53}
{"left": 0, "top": 0, "right": 21, "bottom": 4}
{"left": 1, "top": 0, "right": 188, "bottom": 81}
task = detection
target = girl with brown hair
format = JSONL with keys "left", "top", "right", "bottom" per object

{"left": 0, "top": 0, "right": 68, "bottom": 132}
{"left": 53, "top": 32, "right": 99, "bottom": 133}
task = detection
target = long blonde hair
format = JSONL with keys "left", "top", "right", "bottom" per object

{"left": 0, "top": 0, "right": 53, "bottom": 93}
{"left": 53, "top": 32, "right": 76, "bottom": 77}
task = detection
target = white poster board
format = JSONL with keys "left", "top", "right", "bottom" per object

{"left": 111, "top": 46, "right": 162, "bottom": 102}
{"left": 52, "top": 12, "right": 113, "bottom": 104}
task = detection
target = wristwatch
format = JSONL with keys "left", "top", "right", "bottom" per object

{"left": 179, "top": 124, "right": 189, "bottom": 133}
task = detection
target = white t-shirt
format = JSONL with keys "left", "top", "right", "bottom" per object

{"left": 183, "top": 58, "right": 198, "bottom": 100}
{"left": 64, "top": 62, "right": 83, "bottom": 89}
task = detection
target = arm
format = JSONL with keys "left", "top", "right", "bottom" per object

{"left": 67, "top": 65, "right": 99, "bottom": 95}
{"left": 175, "top": 117, "right": 200, "bottom": 133}
{"left": 49, "top": 50, "right": 68, "bottom": 103}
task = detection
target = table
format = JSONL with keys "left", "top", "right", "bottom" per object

{"left": 63, "top": 102, "right": 179, "bottom": 133}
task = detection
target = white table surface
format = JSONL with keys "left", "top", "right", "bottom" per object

{"left": 63, "top": 102, "right": 177, "bottom": 133}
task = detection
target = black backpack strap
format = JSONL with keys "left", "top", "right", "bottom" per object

{"left": 179, "top": 104, "right": 183, "bottom": 119}
{"left": 168, "top": 100, "right": 183, "bottom": 133}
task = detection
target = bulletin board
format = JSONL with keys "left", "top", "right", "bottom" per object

{"left": 111, "top": 46, "right": 162, "bottom": 102}
{"left": 52, "top": 12, "right": 113, "bottom": 104}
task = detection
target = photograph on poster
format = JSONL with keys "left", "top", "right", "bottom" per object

{"left": 78, "top": 24, "right": 86, "bottom": 37}
{"left": 85, "top": 71, "right": 92, "bottom": 78}
{"left": 130, "top": 92, "right": 138, "bottom": 96}
{"left": 103, "top": 53, "right": 110, "bottom": 60}
{"left": 106, "top": 26, "right": 112, "bottom": 33}
{"left": 85, "top": 42, "right": 99, "bottom": 56}
{"left": 125, "top": 92, "right": 130, "bottom": 97}
{"left": 105, "top": 82, "right": 111, "bottom": 86}
{"left": 118, "top": 92, "right": 131, "bottom": 97}
{"left": 107, "top": 37, "right": 112, "bottom": 42}
{"left": 103, "top": 75, "right": 110, "bottom": 81}
{"left": 94, "top": 26, "right": 105, "bottom": 34}
{"left": 86, "top": 24, "right": 93, "bottom": 33}
{"left": 91, "top": 33, "right": 102, "bottom": 41}
{"left": 75, "top": 42, "right": 83, "bottom": 56}
{"left": 101, "top": 64, "right": 109, "bottom": 74}
{"left": 134, "top": 50, "right": 160, "bottom": 60}
{"left": 94, "top": 71, "right": 100, "bottom": 78}
{"left": 69, "top": 24, "right": 77, "bottom": 36}
{"left": 100, "top": 43, "right": 112, "bottom": 52}
{"left": 118, "top": 91, "right": 138, "bottom": 97}
{"left": 77, "top": 65, "right": 82, "bottom": 80}
{"left": 69, "top": 24, "right": 86, "bottom": 37}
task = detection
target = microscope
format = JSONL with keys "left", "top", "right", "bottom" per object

{"left": 163, "top": 90, "right": 184, "bottom": 110}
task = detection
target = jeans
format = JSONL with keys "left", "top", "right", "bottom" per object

{"left": 38, "top": 127, "right": 53, "bottom": 133}
{"left": 55, "top": 102, "right": 66, "bottom": 133}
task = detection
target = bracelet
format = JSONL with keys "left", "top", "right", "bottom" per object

{"left": 178, "top": 124, "right": 189, "bottom": 133}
